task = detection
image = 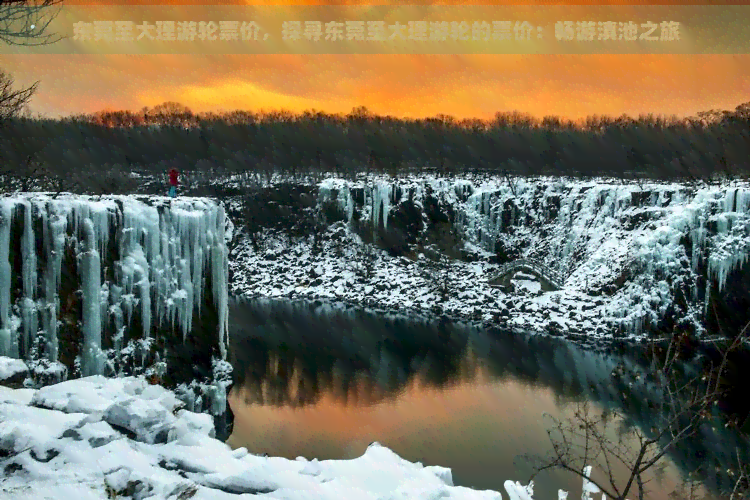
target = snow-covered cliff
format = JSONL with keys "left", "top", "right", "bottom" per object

{"left": 230, "top": 175, "right": 750, "bottom": 339}
{"left": 0, "top": 194, "right": 230, "bottom": 393}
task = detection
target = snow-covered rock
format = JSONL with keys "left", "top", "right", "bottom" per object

{"left": 0, "top": 356, "right": 27, "bottom": 385}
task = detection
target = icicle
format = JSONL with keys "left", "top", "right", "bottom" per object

{"left": 81, "top": 218, "right": 103, "bottom": 376}
{"left": 192, "top": 223, "right": 204, "bottom": 314}
{"left": 726, "top": 188, "right": 737, "bottom": 213}
{"left": 138, "top": 251, "right": 152, "bottom": 339}
{"left": 372, "top": 183, "right": 381, "bottom": 229}
{"left": 20, "top": 200, "right": 37, "bottom": 360}
{"left": 738, "top": 188, "right": 750, "bottom": 213}
{"left": 179, "top": 258, "right": 193, "bottom": 342}
{"left": 43, "top": 207, "right": 66, "bottom": 361}
{"left": 371, "top": 182, "right": 393, "bottom": 230}
{"left": 0, "top": 200, "right": 12, "bottom": 357}
{"left": 337, "top": 187, "right": 354, "bottom": 224}
{"left": 109, "top": 287, "right": 124, "bottom": 352}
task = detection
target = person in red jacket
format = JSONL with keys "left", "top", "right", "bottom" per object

{"left": 168, "top": 168, "right": 179, "bottom": 198}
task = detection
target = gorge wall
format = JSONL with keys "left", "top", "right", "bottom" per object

{"left": 230, "top": 175, "right": 750, "bottom": 338}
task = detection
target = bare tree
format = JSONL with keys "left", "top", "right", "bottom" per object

{"left": 724, "top": 447, "right": 750, "bottom": 500}
{"left": 0, "top": 69, "right": 37, "bottom": 123}
{"left": 1, "top": 0, "right": 62, "bottom": 112}
{"left": 18, "top": 153, "right": 45, "bottom": 190}
{"left": 0, "top": 151, "right": 47, "bottom": 192}
{"left": 418, "top": 250, "right": 450, "bottom": 308}
{"left": 521, "top": 320, "right": 750, "bottom": 500}
{"left": 1, "top": 0, "right": 62, "bottom": 46}
{"left": 1, "top": 0, "right": 63, "bottom": 187}
{"left": 431, "top": 260, "right": 450, "bottom": 305}
{"left": 502, "top": 168, "right": 518, "bottom": 197}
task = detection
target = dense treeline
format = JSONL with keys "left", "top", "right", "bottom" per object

{"left": 1, "top": 100, "right": 749, "bottom": 193}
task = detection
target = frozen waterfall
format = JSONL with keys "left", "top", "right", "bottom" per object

{"left": 317, "top": 176, "right": 750, "bottom": 335}
{"left": 0, "top": 194, "right": 230, "bottom": 378}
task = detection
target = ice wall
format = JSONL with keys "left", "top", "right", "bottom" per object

{"left": 0, "top": 194, "right": 230, "bottom": 379}
{"left": 319, "top": 179, "right": 392, "bottom": 230}
{"left": 318, "top": 176, "right": 750, "bottom": 334}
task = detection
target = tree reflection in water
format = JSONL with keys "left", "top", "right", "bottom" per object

{"left": 227, "top": 297, "right": 749, "bottom": 498}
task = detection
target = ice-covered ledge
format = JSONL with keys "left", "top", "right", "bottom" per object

{"left": 0, "top": 194, "right": 229, "bottom": 394}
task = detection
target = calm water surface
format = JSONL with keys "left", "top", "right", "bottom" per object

{"left": 225, "top": 298, "right": 738, "bottom": 500}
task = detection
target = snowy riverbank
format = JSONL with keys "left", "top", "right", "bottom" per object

{"left": 0, "top": 369, "right": 604, "bottom": 500}
{"left": 229, "top": 227, "right": 613, "bottom": 342}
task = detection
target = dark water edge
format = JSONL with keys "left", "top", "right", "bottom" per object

{"left": 232, "top": 289, "right": 622, "bottom": 351}
{"left": 226, "top": 296, "right": 750, "bottom": 498}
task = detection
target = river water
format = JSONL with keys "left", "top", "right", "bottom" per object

{"left": 225, "top": 298, "right": 743, "bottom": 499}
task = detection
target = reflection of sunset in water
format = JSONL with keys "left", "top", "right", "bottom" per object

{"left": 229, "top": 345, "right": 490, "bottom": 411}
{"left": 228, "top": 344, "right": 716, "bottom": 500}
{"left": 226, "top": 350, "right": 696, "bottom": 499}
{"left": 227, "top": 354, "right": 556, "bottom": 460}
{"left": 223, "top": 298, "right": 731, "bottom": 499}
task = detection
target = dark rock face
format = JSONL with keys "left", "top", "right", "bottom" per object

{"left": 213, "top": 385, "right": 234, "bottom": 442}
{"left": 382, "top": 197, "right": 423, "bottom": 256}
{"left": 238, "top": 183, "right": 320, "bottom": 238}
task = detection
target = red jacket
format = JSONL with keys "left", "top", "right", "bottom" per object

{"left": 169, "top": 169, "right": 179, "bottom": 186}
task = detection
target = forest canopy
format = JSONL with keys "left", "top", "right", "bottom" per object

{"left": 1, "top": 100, "right": 749, "bottom": 188}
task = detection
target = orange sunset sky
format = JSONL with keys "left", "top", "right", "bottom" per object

{"left": 1, "top": 0, "right": 749, "bottom": 120}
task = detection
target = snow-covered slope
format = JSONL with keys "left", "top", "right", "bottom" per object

{"left": 229, "top": 175, "right": 750, "bottom": 341}
{"left": 0, "top": 194, "right": 229, "bottom": 392}
{"left": 0, "top": 374, "right": 603, "bottom": 500}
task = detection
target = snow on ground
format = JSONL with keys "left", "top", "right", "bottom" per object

{"left": 229, "top": 224, "right": 614, "bottom": 343}
{"left": 0, "top": 372, "right": 590, "bottom": 500}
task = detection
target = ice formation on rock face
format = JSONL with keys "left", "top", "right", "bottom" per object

{"left": 20, "top": 200, "right": 37, "bottom": 364}
{"left": 41, "top": 207, "right": 66, "bottom": 362}
{"left": 372, "top": 182, "right": 393, "bottom": 230}
{"left": 339, "top": 187, "right": 354, "bottom": 224}
{"left": 317, "top": 181, "right": 354, "bottom": 226}
{"left": 706, "top": 189, "right": 750, "bottom": 292}
{"left": 318, "top": 176, "right": 750, "bottom": 335}
{"left": 0, "top": 195, "right": 230, "bottom": 376}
